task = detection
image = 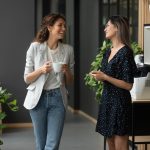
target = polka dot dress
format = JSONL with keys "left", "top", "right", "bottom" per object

{"left": 96, "top": 46, "right": 137, "bottom": 137}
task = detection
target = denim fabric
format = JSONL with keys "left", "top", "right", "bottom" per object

{"left": 29, "top": 88, "right": 65, "bottom": 150}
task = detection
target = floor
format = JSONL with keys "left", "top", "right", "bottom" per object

{"left": 0, "top": 110, "right": 104, "bottom": 150}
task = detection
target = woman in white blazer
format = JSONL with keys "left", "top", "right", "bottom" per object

{"left": 24, "top": 13, "right": 74, "bottom": 150}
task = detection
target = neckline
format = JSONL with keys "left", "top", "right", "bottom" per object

{"left": 107, "top": 45, "right": 126, "bottom": 64}
{"left": 48, "top": 43, "right": 60, "bottom": 54}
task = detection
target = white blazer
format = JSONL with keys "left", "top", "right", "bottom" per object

{"left": 23, "top": 42, "right": 74, "bottom": 110}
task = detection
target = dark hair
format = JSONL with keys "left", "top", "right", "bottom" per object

{"left": 108, "top": 15, "right": 130, "bottom": 47}
{"left": 34, "top": 13, "right": 66, "bottom": 43}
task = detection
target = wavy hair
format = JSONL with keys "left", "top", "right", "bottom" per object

{"left": 34, "top": 13, "right": 66, "bottom": 43}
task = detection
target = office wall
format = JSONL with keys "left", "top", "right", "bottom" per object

{"left": 79, "top": 0, "right": 99, "bottom": 118}
{"left": 35, "top": 0, "right": 43, "bottom": 32}
{"left": 65, "top": 0, "right": 75, "bottom": 108}
{"left": 0, "top": 0, "right": 35, "bottom": 123}
{"left": 65, "top": 0, "right": 99, "bottom": 117}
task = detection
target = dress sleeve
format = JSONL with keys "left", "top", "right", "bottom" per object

{"left": 120, "top": 49, "right": 137, "bottom": 83}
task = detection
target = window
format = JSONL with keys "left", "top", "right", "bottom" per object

{"left": 99, "top": 0, "right": 138, "bottom": 45}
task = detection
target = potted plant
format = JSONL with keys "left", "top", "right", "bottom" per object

{"left": 84, "top": 40, "right": 143, "bottom": 103}
{"left": 0, "top": 86, "right": 19, "bottom": 145}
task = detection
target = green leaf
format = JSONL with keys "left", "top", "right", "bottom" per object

{"left": 0, "top": 124, "right": 6, "bottom": 129}
{"left": 0, "top": 139, "right": 3, "bottom": 145}
{"left": 7, "top": 100, "right": 19, "bottom": 111}
{"left": 0, "top": 112, "right": 6, "bottom": 120}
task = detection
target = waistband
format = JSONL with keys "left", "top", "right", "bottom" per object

{"left": 42, "top": 88, "right": 60, "bottom": 94}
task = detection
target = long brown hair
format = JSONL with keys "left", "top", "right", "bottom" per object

{"left": 108, "top": 15, "right": 130, "bottom": 47}
{"left": 34, "top": 13, "right": 66, "bottom": 43}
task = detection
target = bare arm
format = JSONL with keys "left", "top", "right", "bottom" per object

{"left": 62, "top": 46, "right": 74, "bottom": 85}
{"left": 90, "top": 70, "right": 133, "bottom": 91}
{"left": 62, "top": 64, "right": 74, "bottom": 85}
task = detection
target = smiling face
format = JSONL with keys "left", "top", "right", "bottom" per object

{"left": 104, "top": 20, "right": 118, "bottom": 40}
{"left": 48, "top": 18, "right": 66, "bottom": 40}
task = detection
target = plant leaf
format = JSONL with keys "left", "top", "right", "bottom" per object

{"left": 0, "top": 139, "right": 3, "bottom": 145}
{"left": 0, "top": 112, "right": 6, "bottom": 120}
{"left": 7, "top": 100, "right": 19, "bottom": 111}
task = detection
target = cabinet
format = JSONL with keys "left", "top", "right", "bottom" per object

{"left": 129, "top": 100, "right": 150, "bottom": 150}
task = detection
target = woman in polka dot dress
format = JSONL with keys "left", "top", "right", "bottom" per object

{"left": 90, "top": 16, "right": 137, "bottom": 150}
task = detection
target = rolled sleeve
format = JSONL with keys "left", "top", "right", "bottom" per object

{"left": 69, "top": 46, "right": 75, "bottom": 75}
{"left": 24, "top": 43, "right": 35, "bottom": 82}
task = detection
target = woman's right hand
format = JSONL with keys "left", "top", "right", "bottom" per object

{"left": 89, "top": 70, "right": 106, "bottom": 81}
{"left": 40, "top": 61, "right": 53, "bottom": 74}
{"left": 25, "top": 61, "right": 53, "bottom": 84}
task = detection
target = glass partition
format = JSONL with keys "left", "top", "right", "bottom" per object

{"left": 99, "top": 0, "right": 138, "bottom": 45}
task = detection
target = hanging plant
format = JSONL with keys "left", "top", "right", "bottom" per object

{"left": 84, "top": 40, "right": 143, "bottom": 103}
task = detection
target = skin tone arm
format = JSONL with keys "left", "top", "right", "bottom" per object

{"left": 90, "top": 70, "right": 133, "bottom": 91}
{"left": 62, "top": 64, "right": 74, "bottom": 85}
{"left": 25, "top": 61, "right": 53, "bottom": 84}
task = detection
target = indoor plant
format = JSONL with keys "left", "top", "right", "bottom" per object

{"left": 0, "top": 86, "right": 19, "bottom": 145}
{"left": 84, "top": 40, "right": 143, "bottom": 103}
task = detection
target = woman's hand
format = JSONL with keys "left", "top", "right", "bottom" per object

{"left": 90, "top": 70, "right": 106, "bottom": 81}
{"left": 62, "top": 64, "right": 69, "bottom": 73}
{"left": 40, "top": 61, "right": 53, "bottom": 74}
{"left": 25, "top": 61, "right": 53, "bottom": 84}
{"left": 62, "top": 64, "right": 74, "bottom": 84}
{"left": 90, "top": 70, "right": 133, "bottom": 91}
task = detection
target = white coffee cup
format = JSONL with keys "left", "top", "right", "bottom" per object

{"left": 53, "top": 62, "right": 63, "bottom": 73}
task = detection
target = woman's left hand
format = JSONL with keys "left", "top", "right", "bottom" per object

{"left": 90, "top": 70, "right": 106, "bottom": 81}
{"left": 62, "top": 64, "right": 69, "bottom": 73}
{"left": 62, "top": 64, "right": 74, "bottom": 84}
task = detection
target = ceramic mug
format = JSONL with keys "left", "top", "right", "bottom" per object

{"left": 53, "top": 62, "right": 64, "bottom": 73}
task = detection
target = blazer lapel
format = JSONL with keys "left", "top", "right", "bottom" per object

{"left": 38, "top": 42, "right": 48, "bottom": 64}
{"left": 39, "top": 42, "right": 49, "bottom": 81}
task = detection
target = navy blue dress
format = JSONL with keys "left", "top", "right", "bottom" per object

{"left": 96, "top": 46, "right": 137, "bottom": 137}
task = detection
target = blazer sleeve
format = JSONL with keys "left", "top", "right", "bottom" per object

{"left": 24, "top": 43, "right": 35, "bottom": 83}
{"left": 68, "top": 46, "right": 75, "bottom": 75}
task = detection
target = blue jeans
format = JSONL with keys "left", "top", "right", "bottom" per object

{"left": 29, "top": 88, "right": 65, "bottom": 150}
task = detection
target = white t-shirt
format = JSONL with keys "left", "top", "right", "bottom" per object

{"left": 43, "top": 43, "right": 64, "bottom": 90}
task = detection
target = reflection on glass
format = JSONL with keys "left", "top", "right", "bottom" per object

{"left": 102, "top": 0, "right": 109, "bottom": 26}
{"left": 110, "top": 0, "right": 117, "bottom": 16}
{"left": 103, "top": 0, "right": 108, "bottom": 4}
{"left": 130, "top": 0, "right": 138, "bottom": 42}
{"left": 119, "top": 0, "right": 127, "bottom": 16}
{"left": 99, "top": 0, "right": 138, "bottom": 42}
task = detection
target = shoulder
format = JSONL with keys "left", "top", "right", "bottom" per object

{"left": 121, "top": 46, "right": 135, "bottom": 64}
{"left": 59, "top": 43, "right": 74, "bottom": 54}
{"left": 122, "top": 45, "right": 133, "bottom": 55}
{"left": 30, "top": 42, "right": 45, "bottom": 49}
{"left": 103, "top": 48, "right": 111, "bottom": 57}
{"left": 26, "top": 42, "right": 46, "bottom": 56}
{"left": 28, "top": 42, "right": 46, "bottom": 51}
{"left": 60, "top": 43, "right": 73, "bottom": 50}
